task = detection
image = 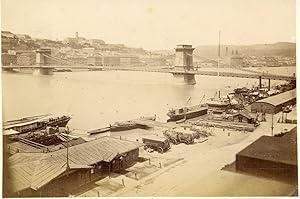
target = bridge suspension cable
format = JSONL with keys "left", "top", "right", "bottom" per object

{"left": 42, "top": 54, "right": 75, "bottom": 66}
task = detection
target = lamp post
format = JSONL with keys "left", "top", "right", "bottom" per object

{"left": 66, "top": 135, "right": 70, "bottom": 177}
{"left": 217, "top": 30, "right": 221, "bottom": 76}
{"left": 271, "top": 114, "right": 274, "bottom": 136}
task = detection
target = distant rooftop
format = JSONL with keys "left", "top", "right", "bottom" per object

{"left": 176, "top": 44, "right": 193, "bottom": 48}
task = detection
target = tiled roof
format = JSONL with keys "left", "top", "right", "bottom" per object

{"left": 233, "top": 111, "right": 253, "bottom": 120}
{"left": 8, "top": 136, "right": 143, "bottom": 193}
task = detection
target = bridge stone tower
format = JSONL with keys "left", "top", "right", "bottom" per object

{"left": 36, "top": 48, "right": 51, "bottom": 66}
{"left": 36, "top": 48, "right": 53, "bottom": 75}
{"left": 175, "top": 44, "right": 194, "bottom": 71}
{"left": 174, "top": 44, "right": 196, "bottom": 84}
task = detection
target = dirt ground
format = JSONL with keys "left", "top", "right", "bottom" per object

{"left": 76, "top": 107, "right": 297, "bottom": 197}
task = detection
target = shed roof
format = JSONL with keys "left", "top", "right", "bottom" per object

{"left": 237, "top": 127, "right": 297, "bottom": 166}
{"left": 253, "top": 89, "right": 296, "bottom": 107}
{"left": 7, "top": 136, "right": 143, "bottom": 193}
{"left": 232, "top": 111, "right": 253, "bottom": 120}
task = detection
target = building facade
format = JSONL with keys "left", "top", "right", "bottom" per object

{"left": 87, "top": 56, "right": 103, "bottom": 66}
{"left": 66, "top": 56, "right": 87, "bottom": 65}
{"left": 230, "top": 55, "right": 244, "bottom": 68}
{"left": 2, "top": 54, "right": 17, "bottom": 65}
{"left": 103, "top": 56, "right": 120, "bottom": 66}
{"left": 16, "top": 51, "right": 36, "bottom": 66}
{"left": 120, "top": 56, "right": 139, "bottom": 66}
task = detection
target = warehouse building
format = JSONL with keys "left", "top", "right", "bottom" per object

{"left": 5, "top": 136, "right": 143, "bottom": 197}
{"left": 250, "top": 89, "right": 296, "bottom": 114}
{"left": 236, "top": 127, "right": 297, "bottom": 181}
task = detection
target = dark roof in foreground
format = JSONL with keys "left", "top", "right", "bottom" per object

{"left": 7, "top": 136, "right": 143, "bottom": 193}
{"left": 237, "top": 127, "right": 297, "bottom": 166}
{"left": 253, "top": 89, "right": 296, "bottom": 107}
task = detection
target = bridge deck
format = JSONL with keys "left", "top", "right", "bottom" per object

{"left": 2, "top": 66, "right": 295, "bottom": 81}
{"left": 171, "top": 70, "right": 296, "bottom": 81}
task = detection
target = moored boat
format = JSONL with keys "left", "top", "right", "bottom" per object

{"left": 167, "top": 105, "right": 208, "bottom": 122}
{"left": 87, "top": 126, "right": 110, "bottom": 135}
{"left": 110, "top": 121, "right": 150, "bottom": 131}
{"left": 205, "top": 91, "right": 231, "bottom": 112}
{"left": 3, "top": 114, "right": 71, "bottom": 135}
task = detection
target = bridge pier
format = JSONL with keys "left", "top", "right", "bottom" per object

{"left": 39, "top": 67, "right": 53, "bottom": 75}
{"left": 172, "top": 72, "right": 183, "bottom": 78}
{"left": 36, "top": 48, "right": 53, "bottom": 75}
{"left": 2, "top": 68, "right": 14, "bottom": 72}
{"left": 183, "top": 73, "right": 196, "bottom": 85}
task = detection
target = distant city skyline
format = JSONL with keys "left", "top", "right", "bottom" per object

{"left": 1, "top": 0, "right": 296, "bottom": 50}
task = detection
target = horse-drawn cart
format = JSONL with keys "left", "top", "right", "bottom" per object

{"left": 142, "top": 136, "right": 171, "bottom": 153}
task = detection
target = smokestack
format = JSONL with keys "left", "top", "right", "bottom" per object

{"left": 218, "top": 31, "right": 221, "bottom": 57}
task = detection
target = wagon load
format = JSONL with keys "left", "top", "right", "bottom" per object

{"left": 142, "top": 136, "right": 171, "bottom": 153}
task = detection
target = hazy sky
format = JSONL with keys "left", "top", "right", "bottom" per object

{"left": 1, "top": 0, "right": 296, "bottom": 50}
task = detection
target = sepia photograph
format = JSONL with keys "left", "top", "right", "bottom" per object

{"left": 1, "top": 0, "right": 297, "bottom": 197}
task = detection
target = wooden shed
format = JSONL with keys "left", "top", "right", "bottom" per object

{"left": 5, "top": 136, "right": 143, "bottom": 197}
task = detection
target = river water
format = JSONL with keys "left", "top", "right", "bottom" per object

{"left": 2, "top": 67, "right": 294, "bottom": 134}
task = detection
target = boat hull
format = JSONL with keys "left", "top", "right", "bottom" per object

{"left": 167, "top": 108, "right": 207, "bottom": 122}
{"left": 4, "top": 116, "right": 71, "bottom": 134}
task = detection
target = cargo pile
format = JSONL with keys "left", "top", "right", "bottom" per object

{"left": 163, "top": 127, "right": 201, "bottom": 145}
{"left": 110, "top": 120, "right": 150, "bottom": 131}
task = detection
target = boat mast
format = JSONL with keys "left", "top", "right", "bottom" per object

{"left": 66, "top": 134, "right": 70, "bottom": 176}
{"left": 218, "top": 30, "right": 221, "bottom": 76}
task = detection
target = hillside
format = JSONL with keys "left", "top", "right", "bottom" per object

{"left": 194, "top": 42, "right": 296, "bottom": 58}
{"left": 152, "top": 42, "right": 296, "bottom": 58}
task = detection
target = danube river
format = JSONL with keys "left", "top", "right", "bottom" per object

{"left": 2, "top": 67, "right": 294, "bottom": 134}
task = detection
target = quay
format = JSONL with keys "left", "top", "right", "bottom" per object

{"left": 4, "top": 93, "right": 297, "bottom": 197}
